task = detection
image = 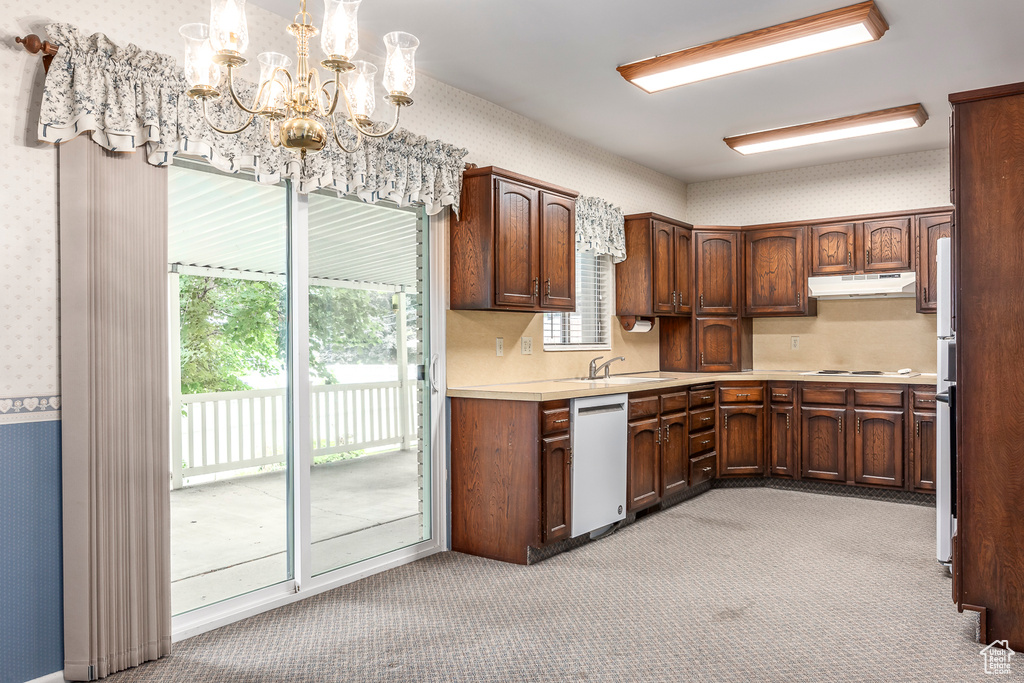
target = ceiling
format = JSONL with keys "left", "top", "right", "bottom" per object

{"left": 169, "top": 166, "right": 421, "bottom": 288}
{"left": 249, "top": 1, "right": 1024, "bottom": 183}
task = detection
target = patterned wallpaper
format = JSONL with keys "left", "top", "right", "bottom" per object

{"left": 686, "top": 149, "right": 950, "bottom": 226}
{"left": 0, "top": 0, "right": 689, "bottom": 405}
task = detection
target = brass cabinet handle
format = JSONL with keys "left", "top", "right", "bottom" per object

{"left": 701, "top": 439, "right": 710, "bottom": 447}
{"left": 916, "top": 420, "right": 920, "bottom": 437}
{"left": 702, "top": 394, "right": 712, "bottom": 401}
{"left": 724, "top": 413, "right": 729, "bottom": 429}
{"left": 700, "top": 352, "right": 705, "bottom": 365}
{"left": 568, "top": 447, "right": 572, "bottom": 468}
{"left": 839, "top": 416, "right": 843, "bottom": 432}
{"left": 923, "top": 286, "right": 927, "bottom": 302}
{"left": 772, "top": 393, "right": 787, "bottom": 399}
{"left": 703, "top": 466, "right": 713, "bottom": 473}
{"left": 700, "top": 293, "right": 705, "bottom": 308}
{"left": 656, "top": 427, "right": 661, "bottom": 444}
{"left": 546, "top": 279, "right": 551, "bottom": 297}
{"left": 919, "top": 399, "right": 935, "bottom": 403}
{"left": 553, "top": 418, "right": 568, "bottom": 424}
{"left": 786, "top": 414, "right": 790, "bottom": 430}
{"left": 736, "top": 393, "right": 749, "bottom": 398}
{"left": 533, "top": 277, "right": 539, "bottom": 296}
{"left": 797, "top": 292, "right": 801, "bottom": 306}
{"left": 848, "top": 251, "right": 852, "bottom": 266}
{"left": 702, "top": 416, "right": 711, "bottom": 422}
{"left": 866, "top": 248, "right": 871, "bottom": 266}
{"left": 857, "top": 416, "right": 861, "bottom": 434}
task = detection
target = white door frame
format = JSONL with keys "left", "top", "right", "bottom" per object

{"left": 171, "top": 202, "right": 449, "bottom": 642}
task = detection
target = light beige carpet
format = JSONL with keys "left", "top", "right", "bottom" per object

{"left": 109, "top": 488, "right": 993, "bottom": 682}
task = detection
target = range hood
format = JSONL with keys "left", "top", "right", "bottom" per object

{"left": 808, "top": 272, "right": 916, "bottom": 299}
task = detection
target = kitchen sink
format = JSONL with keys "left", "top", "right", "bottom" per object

{"left": 557, "top": 376, "right": 672, "bottom": 385}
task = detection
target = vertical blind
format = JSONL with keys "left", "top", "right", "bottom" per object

{"left": 543, "top": 251, "right": 612, "bottom": 349}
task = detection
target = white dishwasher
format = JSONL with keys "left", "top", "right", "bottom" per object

{"left": 570, "top": 393, "right": 628, "bottom": 538}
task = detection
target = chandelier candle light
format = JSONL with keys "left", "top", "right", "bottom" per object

{"left": 181, "top": 0, "right": 418, "bottom": 157}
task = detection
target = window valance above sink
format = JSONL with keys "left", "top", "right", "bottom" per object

{"left": 575, "top": 195, "right": 626, "bottom": 263}
{"left": 36, "top": 23, "right": 468, "bottom": 216}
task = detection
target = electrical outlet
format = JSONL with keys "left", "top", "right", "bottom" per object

{"left": 791, "top": 336, "right": 800, "bottom": 350}
{"left": 496, "top": 337, "right": 504, "bottom": 357}
{"left": 521, "top": 336, "right": 533, "bottom": 355}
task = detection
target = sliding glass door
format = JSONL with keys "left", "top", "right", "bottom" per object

{"left": 167, "top": 163, "right": 436, "bottom": 618}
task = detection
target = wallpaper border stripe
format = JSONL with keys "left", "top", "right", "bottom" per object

{"left": 0, "top": 395, "right": 62, "bottom": 424}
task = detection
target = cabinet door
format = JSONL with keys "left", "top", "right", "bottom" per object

{"left": 541, "top": 433, "right": 572, "bottom": 544}
{"left": 916, "top": 213, "right": 952, "bottom": 313}
{"left": 696, "top": 317, "right": 740, "bottom": 372}
{"left": 719, "top": 405, "right": 764, "bottom": 476}
{"left": 861, "top": 218, "right": 912, "bottom": 273}
{"left": 695, "top": 231, "right": 739, "bottom": 314}
{"left": 745, "top": 227, "right": 807, "bottom": 315}
{"left": 801, "top": 407, "right": 847, "bottom": 481}
{"left": 853, "top": 409, "right": 904, "bottom": 488}
{"left": 673, "top": 226, "right": 692, "bottom": 315}
{"left": 912, "top": 411, "right": 937, "bottom": 493}
{"left": 770, "top": 405, "right": 796, "bottom": 477}
{"left": 494, "top": 178, "right": 540, "bottom": 308}
{"left": 810, "top": 223, "right": 856, "bottom": 275}
{"left": 856, "top": 409, "right": 905, "bottom": 489}
{"left": 538, "top": 192, "right": 576, "bottom": 311}
{"left": 652, "top": 221, "right": 676, "bottom": 315}
{"left": 627, "top": 418, "right": 661, "bottom": 512}
{"left": 660, "top": 412, "right": 689, "bottom": 497}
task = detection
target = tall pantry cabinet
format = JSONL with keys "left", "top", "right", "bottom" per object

{"left": 949, "top": 81, "right": 1024, "bottom": 651}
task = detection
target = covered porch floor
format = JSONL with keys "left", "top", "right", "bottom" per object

{"left": 170, "top": 448, "right": 423, "bottom": 615}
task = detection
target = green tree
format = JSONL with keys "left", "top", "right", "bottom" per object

{"left": 179, "top": 275, "right": 405, "bottom": 393}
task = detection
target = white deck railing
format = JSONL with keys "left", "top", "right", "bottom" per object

{"left": 172, "top": 381, "right": 417, "bottom": 488}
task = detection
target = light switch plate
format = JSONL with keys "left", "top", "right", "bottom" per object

{"left": 521, "top": 337, "right": 533, "bottom": 355}
{"left": 496, "top": 337, "right": 504, "bottom": 356}
{"left": 791, "top": 336, "right": 800, "bottom": 350}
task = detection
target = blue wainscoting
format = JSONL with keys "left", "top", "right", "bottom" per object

{"left": 0, "top": 420, "right": 63, "bottom": 683}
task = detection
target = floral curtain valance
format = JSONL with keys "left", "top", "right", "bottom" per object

{"left": 37, "top": 23, "right": 468, "bottom": 216}
{"left": 575, "top": 196, "right": 626, "bottom": 263}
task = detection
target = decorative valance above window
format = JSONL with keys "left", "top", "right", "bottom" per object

{"left": 37, "top": 23, "right": 468, "bottom": 215}
{"left": 575, "top": 196, "right": 626, "bottom": 263}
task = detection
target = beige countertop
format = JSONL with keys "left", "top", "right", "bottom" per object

{"left": 447, "top": 370, "right": 937, "bottom": 401}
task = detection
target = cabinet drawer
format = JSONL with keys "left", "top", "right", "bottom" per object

{"left": 689, "top": 387, "right": 716, "bottom": 409}
{"left": 690, "top": 452, "right": 716, "bottom": 486}
{"left": 719, "top": 385, "right": 763, "bottom": 404}
{"left": 689, "top": 430, "right": 716, "bottom": 456}
{"left": 689, "top": 407, "right": 716, "bottom": 431}
{"left": 541, "top": 407, "right": 571, "bottom": 435}
{"left": 853, "top": 388, "right": 904, "bottom": 408}
{"left": 628, "top": 395, "right": 660, "bottom": 420}
{"left": 769, "top": 384, "right": 794, "bottom": 403}
{"left": 660, "top": 391, "right": 688, "bottom": 415}
{"left": 801, "top": 386, "right": 847, "bottom": 405}
{"left": 912, "top": 388, "right": 937, "bottom": 410}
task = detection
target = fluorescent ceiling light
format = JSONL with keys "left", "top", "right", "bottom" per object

{"left": 617, "top": 1, "right": 889, "bottom": 93}
{"left": 724, "top": 104, "right": 929, "bottom": 155}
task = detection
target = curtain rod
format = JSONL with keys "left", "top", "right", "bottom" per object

{"left": 15, "top": 34, "right": 59, "bottom": 72}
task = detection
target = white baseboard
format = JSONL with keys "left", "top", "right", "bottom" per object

{"left": 25, "top": 672, "right": 64, "bottom": 683}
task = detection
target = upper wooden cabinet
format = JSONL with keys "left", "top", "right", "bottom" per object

{"left": 695, "top": 230, "right": 740, "bottom": 315}
{"left": 695, "top": 316, "right": 751, "bottom": 372}
{"left": 616, "top": 213, "right": 692, "bottom": 317}
{"left": 744, "top": 227, "right": 815, "bottom": 316}
{"left": 861, "top": 218, "right": 912, "bottom": 272}
{"left": 915, "top": 212, "right": 953, "bottom": 313}
{"left": 811, "top": 223, "right": 857, "bottom": 275}
{"left": 451, "top": 167, "right": 578, "bottom": 312}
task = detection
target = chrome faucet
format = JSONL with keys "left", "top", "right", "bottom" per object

{"left": 588, "top": 356, "right": 626, "bottom": 380}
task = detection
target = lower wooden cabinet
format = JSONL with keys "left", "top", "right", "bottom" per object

{"left": 770, "top": 405, "right": 797, "bottom": 477}
{"left": 541, "top": 433, "right": 572, "bottom": 544}
{"left": 719, "top": 404, "right": 765, "bottom": 476}
{"left": 660, "top": 411, "right": 689, "bottom": 497}
{"left": 690, "top": 452, "right": 716, "bottom": 486}
{"left": 801, "top": 406, "right": 847, "bottom": 481}
{"left": 853, "top": 409, "right": 904, "bottom": 488}
{"left": 627, "top": 417, "right": 661, "bottom": 512}
{"left": 911, "top": 410, "right": 937, "bottom": 492}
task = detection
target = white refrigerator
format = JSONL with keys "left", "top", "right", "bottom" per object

{"left": 935, "top": 237, "right": 956, "bottom": 565}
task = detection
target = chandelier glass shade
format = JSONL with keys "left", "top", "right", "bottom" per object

{"left": 181, "top": 0, "right": 418, "bottom": 157}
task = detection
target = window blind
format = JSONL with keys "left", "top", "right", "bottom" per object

{"left": 543, "top": 251, "right": 612, "bottom": 349}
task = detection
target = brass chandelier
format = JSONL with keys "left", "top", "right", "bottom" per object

{"left": 180, "top": 0, "right": 419, "bottom": 157}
